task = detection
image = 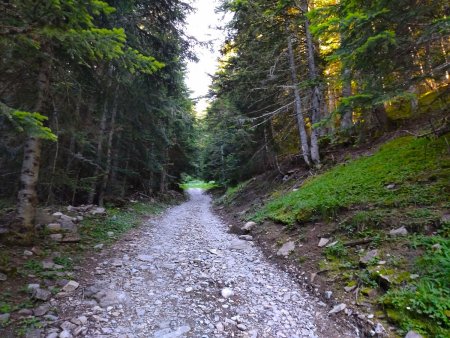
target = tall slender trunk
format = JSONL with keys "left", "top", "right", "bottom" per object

{"left": 16, "top": 61, "right": 50, "bottom": 236}
{"left": 46, "top": 99, "right": 59, "bottom": 205}
{"left": 341, "top": 67, "right": 353, "bottom": 129}
{"left": 302, "top": 3, "right": 321, "bottom": 164}
{"left": 160, "top": 147, "right": 169, "bottom": 193}
{"left": 287, "top": 27, "right": 311, "bottom": 167}
{"left": 87, "top": 98, "right": 108, "bottom": 205}
{"left": 98, "top": 86, "right": 119, "bottom": 207}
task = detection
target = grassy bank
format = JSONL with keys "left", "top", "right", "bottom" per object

{"left": 253, "top": 135, "right": 449, "bottom": 225}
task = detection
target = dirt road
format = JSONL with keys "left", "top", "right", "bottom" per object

{"left": 43, "top": 189, "right": 356, "bottom": 337}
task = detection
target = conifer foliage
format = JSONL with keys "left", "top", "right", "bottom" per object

{"left": 0, "top": 0, "right": 196, "bottom": 238}
{"left": 202, "top": 0, "right": 448, "bottom": 185}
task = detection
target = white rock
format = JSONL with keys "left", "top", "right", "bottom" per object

{"left": 59, "top": 331, "right": 72, "bottom": 338}
{"left": 62, "top": 281, "right": 80, "bottom": 292}
{"left": 329, "top": 303, "right": 346, "bottom": 314}
{"left": 277, "top": 241, "right": 295, "bottom": 257}
{"left": 405, "top": 331, "right": 423, "bottom": 338}
{"left": 318, "top": 238, "right": 330, "bottom": 247}
{"left": 221, "top": 288, "right": 234, "bottom": 298}
{"left": 24, "top": 250, "right": 33, "bottom": 256}
{"left": 52, "top": 212, "right": 63, "bottom": 218}
{"left": 185, "top": 287, "right": 193, "bottom": 293}
{"left": 0, "top": 272, "right": 7, "bottom": 281}
{"left": 389, "top": 226, "right": 408, "bottom": 236}
{"left": 242, "top": 221, "right": 256, "bottom": 232}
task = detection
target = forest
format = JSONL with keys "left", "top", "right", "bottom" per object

{"left": 0, "top": 0, "right": 197, "bottom": 241}
{"left": 201, "top": 0, "right": 449, "bottom": 184}
{"left": 0, "top": 0, "right": 449, "bottom": 337}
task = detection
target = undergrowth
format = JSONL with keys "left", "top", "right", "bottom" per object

{"left": 253, "top": 135, "right": 449, "bottom": 225}
{"left": 381, "top": 222, "right": 450, "bottom": 337}
{"left": 80, "top": 201, "right": 165, "bottom": 244}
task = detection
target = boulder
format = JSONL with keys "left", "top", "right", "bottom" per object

{"left": 0, "top": 272, "right": 7, "bottom": 281}
{"left": 238, "top": 235, "right": 253, "bottom": 241}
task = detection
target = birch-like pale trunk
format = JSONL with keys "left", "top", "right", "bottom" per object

{"left": 16, "top": 62, "right": 50, "bottom": 236}
{"left": 302, "top": 3, "right": 321, "bottom": 164}
{"left": 98, "top": 86, "right": 119, "bottom": 206}
{"left": 287, "top": 29, "right": 311, "bottom": 167}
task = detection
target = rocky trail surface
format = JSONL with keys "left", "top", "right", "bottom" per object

{"left": 40, "top": 189, "right": 357, "bottom": 338}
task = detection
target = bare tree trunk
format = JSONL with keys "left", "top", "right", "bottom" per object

{"left": 302, "top": 4, "right": 321, "bottom": 164}
{"left": 87, "top": 99, "right": 108, "bottom": 205}
{"left": 341, "top": 67, "right": 353, "bottom": 130}
{"left": 46, "top": 99, "right": 59, "bottom": 205}
{"left": 287, "top": 28, "right": 311, "bottom": 167}
{"left": 160, "top": 148, "right": 169, "bottom": 194}
{"left": 98, "top": 86, "right": 119, "bottom": 206}
{"left": 15, "top": 61, "right": 50, "bottom": 237}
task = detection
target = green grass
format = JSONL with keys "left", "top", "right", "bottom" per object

{"left": 253, "top": 135, "right": 450, "bottom": 225}
{"left": 80, "top": 201, "right": 165, "bottom": 243}
{"left": 179, "top": 179, "right": 219, "bottom": 190}
{"left": 381, "top": 221, "right": 450, "bottom": 338}
{"left": 216, "top": 179, "right": 252, "bottom": 205}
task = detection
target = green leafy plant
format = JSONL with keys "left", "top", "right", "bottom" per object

{"left": 324, "top": 242, "right": 348, "bottom": 259}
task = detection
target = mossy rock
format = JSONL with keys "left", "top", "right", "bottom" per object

{"left": 369, "top": 266, "right": 412, "bottom": 289}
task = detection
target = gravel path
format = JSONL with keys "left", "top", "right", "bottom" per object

{"left": 46, "top": 189, "right": 356, "bottom": 338}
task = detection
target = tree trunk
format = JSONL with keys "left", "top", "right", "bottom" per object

{"left": 87, "top": 98, "right": 108, "bottom": 205}
{"left": 160, "top": 147, "right": 169, "bottom": 194}
{"left": 302, "top": 4, "right": 321, "bottom": 164}
{"left": 341, "top": 67, "right": 353, "bottom": 130}
{"left": 287, "top": 28, "right": 311, "bottom": 167}
{"left": 98, "top": 86, "right": 119, "bottom": 207}
{"left": 15, "top": 61, "right": 50, "bottom": 237}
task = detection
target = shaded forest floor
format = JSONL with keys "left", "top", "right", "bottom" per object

{"left": 213, "top": 130, "right": 449, "bottom": 338}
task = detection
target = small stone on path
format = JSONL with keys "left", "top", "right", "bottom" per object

{"left": 221, "top": 288, "right": 234, "bottom": 298}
